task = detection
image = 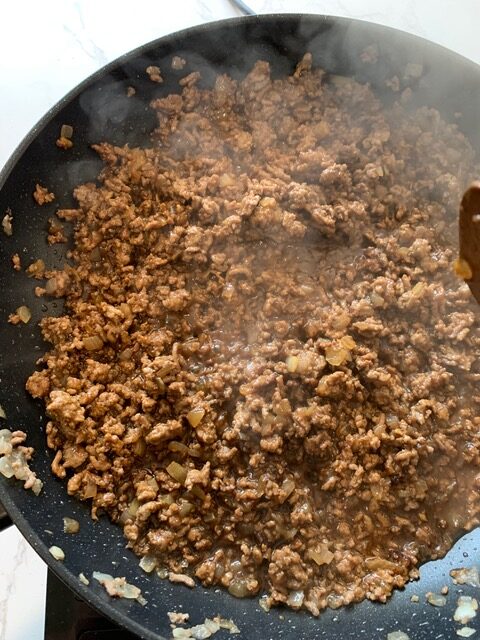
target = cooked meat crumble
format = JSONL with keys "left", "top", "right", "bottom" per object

{"left": 33, "top": 183, "right": 55, "bottom": 205}
{"left": 26, "top": 53, "right": 480, "bottom": 615}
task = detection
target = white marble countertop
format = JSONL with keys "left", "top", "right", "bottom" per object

{"left": 1, "top": 1, "right": 479, "bottom": 639}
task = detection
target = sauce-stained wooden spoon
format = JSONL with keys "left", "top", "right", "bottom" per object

{"left": 456, "top": 182, "right": 480, "bottom": 303}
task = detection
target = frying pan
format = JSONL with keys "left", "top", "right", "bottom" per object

{"left": 1, "top": 14, "right": 480, "bottom": 640}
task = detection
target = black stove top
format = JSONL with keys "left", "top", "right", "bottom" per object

{"left": 44, "top": 570, "right": 138, "bottom": 640}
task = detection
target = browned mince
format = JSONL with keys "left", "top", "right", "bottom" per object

{"left": 26, "top": 54, "right": 480, "bottom": 615}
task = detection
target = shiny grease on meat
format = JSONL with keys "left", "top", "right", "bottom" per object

{"left": 26, "top": 54, "right": 480, "bottom": 615}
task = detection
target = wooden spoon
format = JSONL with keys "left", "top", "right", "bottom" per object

{"left": 457, "top": 181, "right": 480, "bottom": 303}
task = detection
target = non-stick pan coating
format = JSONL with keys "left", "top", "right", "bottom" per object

{"left": 1, "top": 15, "right": 480, "bottom": 640}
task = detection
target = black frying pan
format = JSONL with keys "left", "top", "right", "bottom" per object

{"left": 1, "top": 14, "right": 480, "bottom": 640}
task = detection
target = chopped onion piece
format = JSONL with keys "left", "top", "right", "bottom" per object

{"left": 215, "top": 617, "right": 240, "bottom": 634}
{"left": 450, "top": 567, "right": 480, "bottom": 587}
{"left": 187, "top": 408, "right": 205, "bottom": 428}
{"left": 60, "top": 124, "right": 73, "bottom": 139}
{"left": 228, "top": 578, "right": 250, "bottom": 598}
{"left": 281, "top": 478, "right": 295, "bottom": 498}
{"left": 286, "top": 590, "right": 304, "bottom": 608}
{"left": 286, "top": 355, "right": 299, "bottom": 373}
{"left": 259, "top": 595, "right": 271, "bottom": 612}
{"left": 0, "top": 456, "right": 14, "bottom": 478}
{"left": 308, "top": 545, "right": 334, "bottom": 566}
{"left": 325, "top": 345, "right": 349, "bottom": 366}
{"left": 296, "top": 351, "right": 313, "bottom": 374}
{"left": 457, "top": 628, "right": 476, "bottom": 638}
{"left": 49, "top": 546, "right": 65, "bottom": 561}
{"left": 219, "top": 174, "right": 235, "bottom": 187}
{"left": 16, "top": 305, "right": 32, "bottom": 323}
{"left": 179, "top": 501, "right": 194, "bottom": 517}
{"left": 157, "top": 566, "right": 169, "bottom": 579}
{"left": 167, "top": 461, "right": 187, "bottom": 484}
{"left": 426, "top": 592, "right": 446, "bottom": 607}
{"left": 340, "top": 335, "right": 356, "bottom": 350}
{"left": 32, "top": 478, "right": 43, "bottom": 495}
{"left": 83, "top": 335, "right": 104, "bottom": 351}
{"left": 145, "top": 476, "right": 159, "bottom": 491}
{"left": 119, "top": 348, "right": 133, "bottom": 361}
{"left": 79, "top": 573, "right": 90, "bottom": 585}
{"left": 364, "top": 556, "right": 397, "bottom": 572}
{"left": 2, "top": 212, "right": 13, "bottom": 236}
{"left": 387, "top": 633, "right": 410, "bottom": 640}
{"left": 169, "top": 441, "right": 201, "bottom": 457}
{"left": 410, "top": 281, "right": 426, "bottom": 298}
{"left": 454, "top": 596, "right": 479, "bottom": 624}
{"left": 83, "top": 482, "right": 97, "bottom": 498}
{"left": 63, "top": 517, "right": 80, "bottom": 534}
{"left": 190, "top": 485, "right": 206, "bottom": 500}
{"left": 0, "top": 405, "right": 6, "bottom": 419}
{"left": 0, "top": 429, "right": 12, "bottom": 455}
{"left": 139, "top": 555, "right": 157, "bottom": 573}
{"left": 93, "top": 572, "right": 145, "bottom": 604}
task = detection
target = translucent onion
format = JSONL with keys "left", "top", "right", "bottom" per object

{"left": 281, "top": 478, "right": 295, "bottom": 498}
{"left": 454, "top": 596, "right": 478, "bottom": 624}
{"left": 49, "top": 546, "right": 65, "bottom": 561}
{"left": 119, "top": 348, "right": 133, "bottom": 361}
{"left": 45, "top": 278, "right": 58, "bottom": 295}
{"left": 190, "top": 485, "right": 206, "bottom": 500}
{"left": 219, "top": 174, "right": 235, "bottom": 187}
{"left": 308, "top": 545, "right": 334, "bottom": 566}
{"left": 168, "top": 441, "right": 201, "bottom": 457}
{"left": 167, "top": 461, "right": 188, "bottom": 484}
{"left": 0, "top": 405, "right": 6, "bottom": 420}
{"left": 63, "top": 516, "right": 80, "bottom": 534}
{"left": 450, "top": 567, "right": 480, "bottom": 587}
{"left": 228, "top": 578, "right": 250, "bottom": 598}
{"left": 325, "top": 346, "right": 349, "bottom": 366}
{"left": 133, "top": 438, "right": 146, "bottom": 457}
{"left": 0, "top": 429, "right": 12, "bottom": 455}
{"left": 426, "top": 592, "right": 446, "bottom": 607}
{"left": 60, "top": 124, "right": 73, "bottom": 139}
{"left": 286, "top": 355, "right": 299, "bottom": 373}
{"left": 83, "top": 335, "right": 104, "bottom": 351}
{"left": 286, "top": 590, "right": 304, "bottom": 608}
{"left": 145, "top": 476, "right": 159, "bottom": 491}
{"left": 0, "top": 456, "right": 14, "bottom": 478}
{"left": 156, "top": 566, "right": 169, "bottom": 579}
{"left": 139, "top": 555, "right": 157, "bottom": 573}
{"left": 179, "top": 501, "right": 194, "bottom": 517}
{"left": 410, "top": 281, "right": 426, "bottom": 298}
{"left": 296, "top": 352, "right": 313, "bottom": 374}
{"left": 83, "top": 482, "right": 97, "bottom": 499}
{"left": 340, "top": 335, "right": 356, "bottom": 350}
{"left": 16, "top": 306, "right": 31, "bottom": 323}
{"left": 187, "top": 408, "right": 205, "bottom": 428}
{"left": 371, "top": 291, "right": 385, "bottom": 307}
{"left": 365, "top": 557, "right": 397, "bottom": 572}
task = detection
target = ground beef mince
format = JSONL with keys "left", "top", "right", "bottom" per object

{"left": 26, "top": 54, "right": 480, "bottom": 615}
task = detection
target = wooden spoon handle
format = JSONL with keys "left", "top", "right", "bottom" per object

{"left": 458, "top": 181, "right": 480, "bottom": 303}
